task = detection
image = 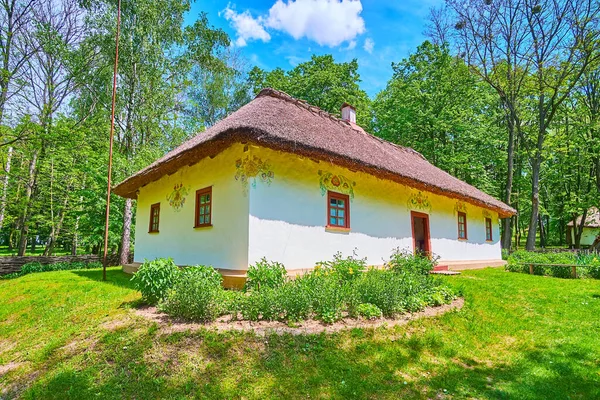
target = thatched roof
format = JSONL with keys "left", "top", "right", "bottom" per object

{"left": 567, "top": 207, "right": 600, "bottom": 228}
{"left": 113, "top": 88, "right": 516, "bottom": 217}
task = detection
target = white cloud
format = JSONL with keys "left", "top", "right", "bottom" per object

{"left": 221, "top": 5, "right": 271, "bottom": 47}
{"left": 345, "top": 40, "right": 357, "bottom": 50}
{"left": 363, "top": 37, "right": 374, "bottom": 53}
{"left": 222, "top": 1, "right": 366, "bottom": 48}
{"left": 266, "top": 0, "right": 366, "bottom": 47}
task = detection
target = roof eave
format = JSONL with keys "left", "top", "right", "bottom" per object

{"left": 112, "top": 128, "right": 516, "bottom": 218}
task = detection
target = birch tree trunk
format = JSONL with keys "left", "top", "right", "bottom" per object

{"left": 0, "top": 146, "right": 13, "bottom": 230}
{"left": 119, "top": 198, "right": 132, "bottom": 265}
{"left": 17, "top": 151, "right": 38, "bottom": 256}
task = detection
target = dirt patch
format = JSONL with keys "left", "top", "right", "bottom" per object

{"left": 134, "top": 298, "right": 464, "bottom": 336}
{"left": 0, "top": 361, "right": 24, "bottom": 377}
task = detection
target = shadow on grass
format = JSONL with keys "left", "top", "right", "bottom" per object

{"left": 18, "top": 327, "right": 600, "bottom": 400}
{"left": 69, "top": 267, "right": 135, "bottom": 290}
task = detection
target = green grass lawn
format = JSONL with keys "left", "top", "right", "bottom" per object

{"left": 1, "top": 267, "right": 599, "bottom": 399}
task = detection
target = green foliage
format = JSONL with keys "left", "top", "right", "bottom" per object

{"left": 577, "top": 253, "right": 600, "bottom": 279}
{"left": 316, "top": 251, "right": 366, "bottom": 282}
{"left": 142, "top": 251, "right": 457, "bottom": 324}
{"left": 356, "top": 303, "right": 383, "bottom": 320}
{"left": 372, "top": 41, "right": 504, "bottom": 194}
{"left": 247, "top": 54, "right": 372, "bottom": 126}
{"left": 505, "top": 251, "right": 600, "bottom": 279}
{"left": 131, "top": 258, "right": 180, "bottom": 305}
{"left": 159, "top": 265, "right": 224, "bottom": 322}
{"left": 245, "top": 258, "right": 287, "bottom": 291}
{"left": 1, "top": 260, "right": 106, "bottom": 279}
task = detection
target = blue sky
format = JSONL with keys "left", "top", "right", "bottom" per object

{"left": 187, "top": 0, "right": 442, "bottom": 97}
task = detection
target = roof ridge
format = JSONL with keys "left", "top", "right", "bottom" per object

{"left": 256, "top": 88, "right": 426, "bottom": 160}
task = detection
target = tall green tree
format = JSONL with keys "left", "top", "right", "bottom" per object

{"left": 247, "top": 55, "right": 371, "bottom": 126}
{"left": 373, "top": 41, "right": 505, "bottom": 194}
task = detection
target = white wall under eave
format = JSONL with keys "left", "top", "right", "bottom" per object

{"left": 248, "top": 146, "right": 502, "bottom": 271}
{"left": 133, "top": 144, "right": 249, "bottom": 270}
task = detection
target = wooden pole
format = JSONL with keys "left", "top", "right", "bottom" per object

{"left": 102, "top": 0, "right": 121, "bottom": 281}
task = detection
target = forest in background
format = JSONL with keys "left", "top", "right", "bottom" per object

{"left": 1, "top": 0, "right": 599, "bottom": 261}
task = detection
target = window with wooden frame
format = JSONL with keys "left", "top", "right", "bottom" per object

{"left": 485, "top": 217, "right": 493, "bottom": 241}
{"left": 149, "top": 203, "right": 160, "bottom": 233}
{"left": 457, "top": 211, "right": 467, "bottom": 240}
{"left": 195, "top": 187, "right": 212, "bottom": 228}
{"left": 327, "top": 191, "right": 350, "bottom": 229}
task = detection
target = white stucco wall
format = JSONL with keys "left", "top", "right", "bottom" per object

{"left": 133, "top": 142, "right": 503, "bottom": 272}
{"left": 133, "top": 144, "right": 249, "bottom": 270}
{"left": 247, "top": 146, "right": 502, "bottom": 270}
{"left": 569, "top": 226, "right": 600, "bottom": 247}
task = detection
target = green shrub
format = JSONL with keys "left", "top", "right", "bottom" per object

{"left": 245, "top": 258, "right": 287, "bottom": 291}
{"left": 16, "top": 260, "right": 104, "bottom": 278}
{"left": 316, "top": 251, "right": 366, "bottom": 282}
{"left": 357, "top": 303, "right": 382, "bottom": 319}
{"left": 425, "top": 284, "right": 457, "bottom": 306}
{"left": 352, "top": 269, "right": 407, "bottom": 317}
{"left": 278, "top": 279, "right": 312, "bottom": 322}
{"left": 141, "top": 252, "right": 458, "bottom": 324}
{"left": 309, "top": 274, "right": 347, "bottom": 323}
{"left": 159, "top": 265, "right": 224, "bottom": 322}
{"left": 131, "top": 258, "right": 180, "bottom": 304}
{"left": 388, "top": 248, "right": 436, "bottom": 276}
{"left": 578, "top": 253, "right": 600, "bottom": 279}
{"left": 507, "top": 251, "right": 578, "bottom": 277}
{"left": 21, "top": 262, "right": 44, "bottom": 274}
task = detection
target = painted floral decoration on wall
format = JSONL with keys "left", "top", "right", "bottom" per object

{"left": 482, "top": 209, "right": 492, "bottom": 218}
{"left": 407, "top": 191, "right": 432, "bottom": 213}
{"left": 166, "top": 183, "right": 189, "bottom": 212}
{"left": 454, "top": 201, "right": 468, "bottom": 215}
{"left": 318, "top": 170, "right": 356, "bottom": 199}
{"left": 235, "top": 155, "right": 274, "bottom": 193}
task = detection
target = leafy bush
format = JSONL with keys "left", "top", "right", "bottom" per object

{"left": 506, "top": 251, "right": 579, "bottom": 278}
{"left": 357, "top": 303, "right": 382, "bottom": 320}
{"left": 135, "top": 251, "right": 457, "bottom": 324}
{"left": 245, "top": 258, "right": 287, "bottom": 291}
{"left": 316, "top": 251, "right": 366, "bottom": 282}
{"left": 577, "top": 253, "right": 600, "bottom": 279}
{"left": 159, "top": 265, "right": 224, "bottom": 322}
{"left": 351, "top": 269, "right": 406, "bottom": 317}
{"left": 277, "top": 279, "right": 312, "bottom": 322}
{"left": 131, "top": 258, "right": 180, "bottom": 304}
{"left": 9, "top": 260, "right": 105, "bottom": 278}
{"left": 425, "top": 284, "right": 458, "bottom": 306}
{"left": 388, "top": 248, "right": 437, "bottom": 276}
{"left": 20, "top": 262, "right": 45, "bottom": 274}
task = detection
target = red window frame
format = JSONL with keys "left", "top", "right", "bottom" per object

{"left": 327, "top": 191, "right": 350, "bottom": 229}
{"left": 195, "top": 187, "right": 212, "bottom": 228}
{"left": 485, "top": 217, "right": 493, "bottom": 241}
{"left": 149, "top": 203, "right": 160, "bottom": 233}
{"left": 457, "top": 211, "right": 468, "bottom": 240}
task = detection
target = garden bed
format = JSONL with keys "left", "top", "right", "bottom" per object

{"left": 135, "top": 298, "right": 464, "bottom": 335}
{"left": 131, "top": 251, "right": 460, "bottom": 327}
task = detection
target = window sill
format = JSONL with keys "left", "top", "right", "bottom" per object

{"left": 458, "top": 238, "right": 468, "bottom": 241}
{"left": 325, "top": 226, "right": 351, "bottom": 233}
{"left": 148, "top": 231, "right": 159, "bottom": 234}
{"left": 485, "top": 240, "right": 494, "bottom": 243}
{"left": 194, "top": 224, "right": 213, "bottom": 229}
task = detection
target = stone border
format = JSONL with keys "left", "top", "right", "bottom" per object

{"left": 134, "top": 298, "right": 464, "bottom": 336}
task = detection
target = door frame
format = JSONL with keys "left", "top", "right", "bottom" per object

{"left": 410, "top": 211, "right": 431, "bottom": 255}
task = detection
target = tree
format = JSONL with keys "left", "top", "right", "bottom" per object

{"left": 443, "top": 0, "right": 532, "bottom": 250}
{"left": 247, "top": 55, "right": 371, "bottom": 126}
{"left": 373, "top": 41, "right": 505, "bottom": 194}
{"left": 80, "top": 0, "right": 230, "bottom": 264}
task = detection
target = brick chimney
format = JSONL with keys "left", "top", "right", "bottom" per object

{"left": 341, "top": 103, "right": 356, "bottom": 123}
